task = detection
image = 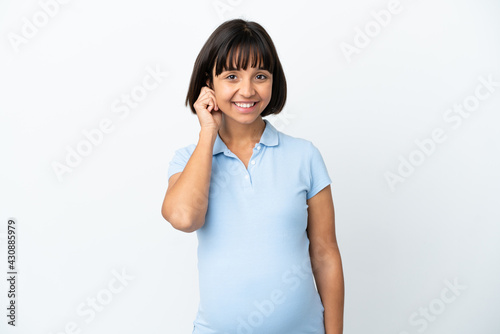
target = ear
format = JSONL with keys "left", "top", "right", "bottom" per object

{"left": 205, "top": 74, "right": 212, "bottom": 89}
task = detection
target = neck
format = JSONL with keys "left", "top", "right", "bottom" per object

{"left": 218, "top": 116, "right": 266, "bottom": 148}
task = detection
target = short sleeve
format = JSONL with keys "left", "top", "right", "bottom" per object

{"left": 306, "top": 142, "right": 332, "bottom": 200}
{"left": 167, "top": 144, "right": 196, "bottom": 180}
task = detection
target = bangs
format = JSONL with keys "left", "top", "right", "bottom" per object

{"left": 213, "top": 35, "right": 275, "bottom": 76}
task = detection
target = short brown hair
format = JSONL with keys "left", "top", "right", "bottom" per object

{"left": 185, "top": 19, "right": 287, "bottom": 117}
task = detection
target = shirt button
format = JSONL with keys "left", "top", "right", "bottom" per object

{"left": 251, "top": 160, "right": 255, "bottom": 165}
{"left": 257, "top": 146, "right": 261, "bottom": 150}
{"left": 245, "top": 175, "right": 249, "bottom": 179}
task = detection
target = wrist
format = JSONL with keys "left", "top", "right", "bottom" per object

{"left": 199, "top": 127, "right": 218, "bottom": 142}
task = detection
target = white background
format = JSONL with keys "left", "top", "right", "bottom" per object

{"left": 1, "top": 0, "right": 499, "bottom": 333}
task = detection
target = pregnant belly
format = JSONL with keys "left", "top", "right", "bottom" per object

{"left": 194, "top": 261, "right": 325, "bottom": 333}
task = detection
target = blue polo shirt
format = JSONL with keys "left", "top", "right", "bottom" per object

{"left": 167, "top": 118, "right": 332, "bottom": 334}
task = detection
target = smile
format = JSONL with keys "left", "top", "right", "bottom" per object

{"left": 233, "top": 102, "right": 256, "bottom": 108}
{"left": 232, "top": 101, "right": 258, "bottom": 113}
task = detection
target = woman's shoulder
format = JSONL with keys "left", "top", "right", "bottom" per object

{"left": 170, "top": 143, "right": 197, "bottom": 161}
{"left": 276, "top": 130, "right": 318, "bottom": 153}
{"left": 174, "top": 143, "right": 197, "bottom": 153}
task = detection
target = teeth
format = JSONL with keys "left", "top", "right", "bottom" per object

{"left": 234, "top": 102, "right": 255, "bottom": 108}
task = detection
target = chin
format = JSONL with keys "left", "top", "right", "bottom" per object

{"left": 224, "top": 113, "right": 262, "bottom": 124}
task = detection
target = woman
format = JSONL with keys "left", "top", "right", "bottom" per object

{"left": 162, "top": 18, "right": 344, "bottom": 334}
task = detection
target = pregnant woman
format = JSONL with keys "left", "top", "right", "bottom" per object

{"left": 161, "top": 18, "right": 344, "bottom": 334}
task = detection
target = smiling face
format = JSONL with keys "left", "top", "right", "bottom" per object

{"left": 209, "top": 53, "right": 273, "bottom": 124}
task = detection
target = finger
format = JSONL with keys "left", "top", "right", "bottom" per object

{"left": 195, "top": 93, "right": 212, "bottom": 108}
{"left": 211, "top": 96, "right": 218, "bottom": 111}
{"left": 201, "top": 87, "right": 214, "bottom": 95}
{"left": 206, "top": 99, "right": 213, "bottom": 112}
{"left": 198, "top": 90, "right": 214, "bottom": 105}
{"left": 199, "top": 88, "right": 209, "bottom": 97}
{"left": 199, "top": 90, "right": 209, "bottom": 100}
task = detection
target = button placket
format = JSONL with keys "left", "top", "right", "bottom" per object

{"left": 246, "top": 145, "right": 262, "bottom": 186}
{"left": 225, "top": 144, "right": 263, "bottom": 187}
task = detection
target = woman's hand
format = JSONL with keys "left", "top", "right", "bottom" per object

{"left": 194, "top": 86, "right": 222, "bottom": 132}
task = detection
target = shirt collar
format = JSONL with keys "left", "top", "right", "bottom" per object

{"left": 212, "top": 118, "right": 279, "bottom": 156}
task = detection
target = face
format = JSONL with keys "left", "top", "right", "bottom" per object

{"left": 209, "top": 56, "right": 273, "bottom": 124}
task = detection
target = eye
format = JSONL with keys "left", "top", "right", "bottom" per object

{"left": 256, "top": 74, "right": 268, "bottom": 80}
{"left": 226, "top": 74, "right": 237, "bottom": 80}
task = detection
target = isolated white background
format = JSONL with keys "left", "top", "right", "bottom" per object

{"left": 1, "top": 0, "right": 499, "bottom": 333}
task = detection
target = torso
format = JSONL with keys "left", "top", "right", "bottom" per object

{"left": 187, "top": 120, "right": 329, "bottom": 333}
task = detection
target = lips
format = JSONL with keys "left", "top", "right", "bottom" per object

{"left": 232, "top": 101, "right": 258, "bottom": 113}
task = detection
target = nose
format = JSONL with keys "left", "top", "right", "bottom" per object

{"left": 239, "top": 78, "right": 255, "bottom": 98}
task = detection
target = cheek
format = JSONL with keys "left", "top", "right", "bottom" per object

{"left": 264, "top": 80, "right": 273, "bottom": 93}
{"left": 263, "top": 84, "right": 273, "bottom": 101}
{"left": 215, "top": 87, "right": 233, "bottom": 103}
